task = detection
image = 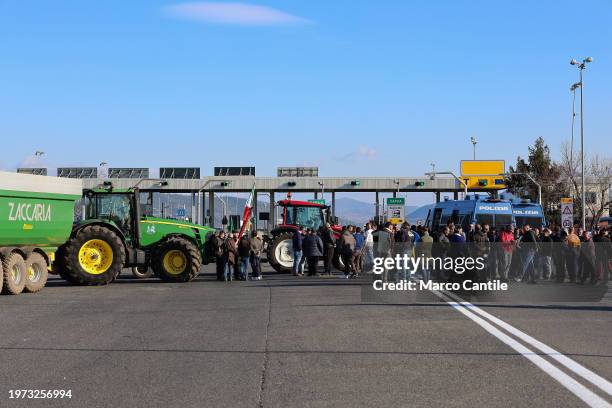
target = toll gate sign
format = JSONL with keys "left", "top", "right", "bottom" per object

{"left": 386, "top": 197, "right": 405, "bottom": 225}
{"left": 560, "top": 197, "right": 573, "bottom": 229}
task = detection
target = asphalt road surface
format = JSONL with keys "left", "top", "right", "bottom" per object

{"left": 1, "top": 265, "right": 611, "bottom": 408}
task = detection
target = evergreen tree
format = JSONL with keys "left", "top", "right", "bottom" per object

{"left": 507, "top": 137, "right": 568, "bottom": 224}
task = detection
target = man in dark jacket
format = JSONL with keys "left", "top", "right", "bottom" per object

{"left": 292, "top": 226, "right": 304, "bottom": 276}
{"left": 237, "top": 234, "right": 252, "bottom": 280}
{"left": 519, "top": 224, "right": 539, "bottom": 283}
{"left": 212, "top": 231, "right": 227, "bottom": 281}
{"left": 433, "top": 227, "right": 450, "bottom": 280}
{"left": 472, "top": 224, "right": 490, "bottom": 281}
{"left": 303, "top": 228, "right": 324, "bottom": 276}
{"left": 552, "top": 226, "right": 567, "bottom": 283}
{"left": 321, "top": 223, "right": 336, "bottom": 275}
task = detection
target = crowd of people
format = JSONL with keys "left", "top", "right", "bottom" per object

{"left": 206, "top": 220, "right": 612, "bottom": 285}
{"left": 369, "top": 220, "right": 612, "bottom": 285}
{"left": 210, "top": 230, "right": 264, "bottom": 282}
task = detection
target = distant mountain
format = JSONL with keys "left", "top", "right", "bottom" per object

{"left": 407, "top": 204, "right": 434, "bottom": 224}
{"left": 335, "top": 197, "right": 420, "bottom": 226}
{"left": 150, "top": 194, "right": 433, "bottom": 228}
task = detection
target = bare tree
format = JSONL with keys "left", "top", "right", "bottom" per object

{"left": 559, "top": 141, "right": 612, "bottom": 227}
{"left": 586, "top": 154, "right": 612, "bottom": 226}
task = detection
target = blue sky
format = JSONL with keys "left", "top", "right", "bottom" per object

{"left": 1, "top": 0, "right": 610, "bottom": 203}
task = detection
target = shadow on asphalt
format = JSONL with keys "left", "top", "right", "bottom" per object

{"left": 44, "top": 276, "right": 612, "bottom": 312}
{"left": 0, "top": 345, "right": 610, "bottom": 358}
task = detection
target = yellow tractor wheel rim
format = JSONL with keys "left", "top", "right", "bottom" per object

{"left": 78, "top": 239, "right": 113, "bottom": 275}
{"left": 163, "top": 250, "right": 187, "bottom": 275}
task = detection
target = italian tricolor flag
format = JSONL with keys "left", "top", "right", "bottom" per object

{"left": 237, "top": 184, "right": 256, "bottom": 240}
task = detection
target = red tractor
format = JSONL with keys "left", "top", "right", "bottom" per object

{"left": 265, "top": 196, "right": 344, "bottom": 273}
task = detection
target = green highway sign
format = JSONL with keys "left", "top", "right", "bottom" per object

{"left": 386, "top": 197, "right": 405, "bottom": 205}
{"left": 386, "top": 197, "right": 405, "bottom": 224}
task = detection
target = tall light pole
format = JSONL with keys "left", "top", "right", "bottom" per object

{"left": 470, "top": 136, "right": 477, "bottom": 160}
{"left": 570, "top": 56, "right": 593, "bottom": 228}
{"left": 569, "top": 82, "right": 581, "bottom": 170}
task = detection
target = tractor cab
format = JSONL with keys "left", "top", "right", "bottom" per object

{"left": 278, "top": 200, "right": 327, "bottom": 231}
{"left": 82, "top": 187, "right": 142, "bottom": 247}
{"left": 266, "top": 194, "right": 342, "bottom": 273}
{"left": 277, "top": 193, "right": 338, "bottom": 231}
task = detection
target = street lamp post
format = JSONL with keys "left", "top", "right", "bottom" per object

{"left": 569, "top": 82, "right": 581, "bottom": 169}
{"left": 470, "top": 137, "right": 477, "bottom": 160}
{"left": 570, "top": 57, "right": 593, "bottom": 228}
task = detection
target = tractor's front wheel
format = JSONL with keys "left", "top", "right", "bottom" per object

{"left": 267, "top": 233, "right": 295, "bottom": 273}
{"left": 60, "top": 225, "right": 125, "bottom": 285}
{"left": 152, "top": 238, "right": 201, "bottom": 282}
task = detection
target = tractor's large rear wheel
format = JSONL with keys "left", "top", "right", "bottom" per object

{"left": 267, "top": 233, "right": 295, "bottom": 273}
{"left": 152, "top": 238, "right": 201, "bottom": 282}
{"left": 332, "top": 248, "right": 346, "bottom": 272}
{"left": 60, "top": 225, "right": 125, "bottom": 285}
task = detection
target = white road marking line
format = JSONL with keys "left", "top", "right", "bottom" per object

{"left": 431, "top": 290, "right": 612, "bottom": 408}
{"left": 441, "top": 289, "right": 612, "bottom": 398}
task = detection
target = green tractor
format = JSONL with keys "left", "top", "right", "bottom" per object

{"left": 55, "top": 183, "right": 216, "bottom": 285}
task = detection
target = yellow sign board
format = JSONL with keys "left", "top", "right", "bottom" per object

{"left": 460, "top": 160, "right": 505, "bottom": 176}
{"left": 560, "top": 197, "right": 573, "bottom": 204}
{"left": 460, "top": 160, "right": 506, "bottom": 190}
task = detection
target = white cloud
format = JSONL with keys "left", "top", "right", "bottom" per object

{"left": 335, "top": 145, "right": 378, "bottom": 162}
{"left": 166, "top": 2, "right": 310, "bottom": 26}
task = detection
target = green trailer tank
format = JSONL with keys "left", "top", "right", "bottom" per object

{"left": 0, "top": 171, "right": 82, "bottom": 294}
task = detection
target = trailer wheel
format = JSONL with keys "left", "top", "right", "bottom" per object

{"left": 131, "top": 266, "right": 153, "bottom": 279}
{"left": 2, "top": 252, "right": 27, "bottom": 295}
{"left": 267, "top": 232, "right": 294, "bottom": 273}
{"left": 61, "top": 225, "right": 125, "bottom": 285}
{"left": 152, "top": 237, "right": 201, "bottom": 282}
{"left": 24, "top": 252, "right": 48, "bottom": 293}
